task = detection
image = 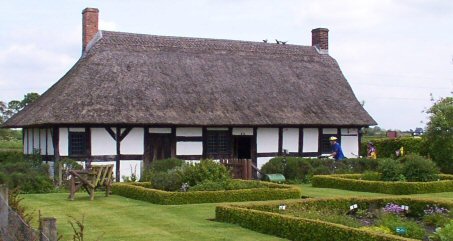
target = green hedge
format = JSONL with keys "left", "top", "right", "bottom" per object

{"left": 216, "top": 197, "right": 453, "bottom": 241}
{"left": 311, "top": 174, "right": 453, "bottom": 195}
{"left": 360, "top": 137, "right": 425, "bottom": 158}
{"left": 112, "top": 180, "right": 300, "bottom": 205}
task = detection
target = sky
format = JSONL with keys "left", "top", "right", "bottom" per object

{"left": 0, "top": 0, "right": 452, "bottom": 130}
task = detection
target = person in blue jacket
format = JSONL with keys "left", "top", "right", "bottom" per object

{"left": 329, "top": 136, "right": 345, "bottom": 160}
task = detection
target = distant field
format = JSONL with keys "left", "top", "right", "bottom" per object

{"left": 0, "top": 140, "right": 22, "bottom": 152}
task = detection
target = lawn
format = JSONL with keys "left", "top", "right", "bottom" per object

{"left": 21, "top": 185, "right": 453, "bottom": 241}
{"left": 22, "top": 193, "right": 286, "bottom": 241}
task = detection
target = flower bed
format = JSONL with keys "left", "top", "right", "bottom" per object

{"left": 311, "top": 174, "right": 453, "bottom": 194}
{"left": 216, "top": 197, "right": 453, "bottom": 241}
{"left": 112, "top": 180, "right": 300, "bottom": 205}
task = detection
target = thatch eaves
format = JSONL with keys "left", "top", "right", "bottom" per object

{"left": 3, "top": 31, "right": 377, "bottom": 128}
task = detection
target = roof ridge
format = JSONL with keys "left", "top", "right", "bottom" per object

{"left": 95, "top": 30, "right": 321, "bottom": 58}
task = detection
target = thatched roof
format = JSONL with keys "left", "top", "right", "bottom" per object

{"left": 3, "top": 31, "right": 376, "bottom": 128}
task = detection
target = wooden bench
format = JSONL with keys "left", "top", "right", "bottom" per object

{"left": 68, "top": 164, "right": 114, "bottom": 201}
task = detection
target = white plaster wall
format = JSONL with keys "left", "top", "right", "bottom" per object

{"left": 257, "top": 157, "right": 273, "bottom": 169}
{"left": 341, "top": 135, "right": 359, "bottom": 158}
{"left": 303, "top": 128, "right": 318, "bottom": 152}
{"left": 149, "top": 128, "right": 171, "bottom": 134}
{"left": 176, "top": 142, "right": 203, "bottom": 155}
{"left": 120, "top": 128, "right": 144, "bottom": 155}
{"left": 33, "top": 128, "right": 40, "bottom": 152}
{"left": 257, "top": 128, "right": 278, "bottom": 153}
{"left": 47, "top": 129, "right": 54, "bottom": 155}
{"left": 176, "top": 127, "right": 202, "bottom": 137}
{"left": 91, "top": 128, "right": 116, "bottom": 155}
{"left": 341, "top": 128, "right": 359, "bottom": 135}
{"left": 27, "top": 128, "right": 33, "bottom": 154}
{"left": 282, "top": 128, "right": 299, "bottom": 152}
{"left": 322, "top": 128, "right": 337, "bottom": 134}
{"left": 40, "top": 129, "right": 47, "bottom": 155}
{"left": 23, "top": 128, "right": 28, "bottom": 154}
{"left": 59, "top": 128, "right": 69, "bottom": 156}
{"left": 120, "top": 160, "right": 142, "bottom": 182}
{"left": 232, "top": 128, "right": 253, "bottom": 136}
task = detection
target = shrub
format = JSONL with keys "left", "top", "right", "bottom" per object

{"left": 179, "top": 159, "right": 231, "bottom": 186}
{"left": 362, "top": 171, "right": 381, "bottom": 181}
{"left": 378, "top": 159, "right": 403, "bottom": 181}
{"left": 151, "top": 170, "right": 183, "bottom": 191}
{"left": 262, "top": 157, "right": 381, "bottom": 182}
{"left": 112, "top": 180, "right": 300, "bottom": 205}
{"left": 261, "top": 158, "right": 286, "bottom": 174}
{"left": 0, "top": 151, "right": 53, "bottom": 193}
{"left": 360, "top": 137, "right": 424, "bottom": 158}
{"left": 311, "top": 174, "right": 453, "bottom": 195}
{"left": 400, "top": 154, "right": 439, "bottom": 182}
{"left": 283, "top": 158, "right": 312, "bottom": 181}
{"left": 434, "top": 219, "right": 453, "bottom": 241}
{"left": 217, "top": 197, "right": 453, "bottom": 241}
{"left": 150, "top": 158, "right": 184, "bottom": 173}
{"left": 189, "top": 179, "right": 268, "bottom": 191}
{"left": 377, "top": 214, "right": 425, "bottom": 239}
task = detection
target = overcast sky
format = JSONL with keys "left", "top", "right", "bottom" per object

{"left": 1, "top": 0, "right": 452, "bottom": 130}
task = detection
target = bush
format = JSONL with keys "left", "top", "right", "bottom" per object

{"left": 377, "top": 214, "right": 425, "bottom": 239}
{"left": 189, "top": 179, "right": 269, "bottom": 191}
{"left": 434, "top": 219, "right": 453, "bottom": 241}
{"left": 378, "top": 159, "right": 404, "bottom": 181}
{"left": 216, "top": 197, "right": 453, "bottom": 241}
{"left": 360, "top": 137, "right": 424, "bottom": 158}
{"left": 400, "top": 154, "right": 439, "bottom": 182}
{"left": 150, "top": 158, "right": 184, "bottom": 173}
{"left": 112, "top": 180, "right": 300, "bottom": 204}
{"left": 284, "top": 158, "right": 312, "bottom": 182}
{"left": 0, "top": 151, "right": 54, "bottom": 193}
{"left": 151, "top": 170, "right": 183, "bottom": 191}
{"left": 311, "top": 174, "right": 453, "bottom": 195}
{"left": 261, "top": 157, "right": 381, "bottom": 182}
{"left": 179, "top": 160, "right": 231, "bottom": 186}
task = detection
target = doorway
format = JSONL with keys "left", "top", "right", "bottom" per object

{"left": 150, "top": 133, "right": 172, "bottom": 161}
{"left": 233, "top": 136, "right": 252, "bottom": 159}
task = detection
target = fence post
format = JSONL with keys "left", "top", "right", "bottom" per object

{"left": 0, "top": 184, "right": 8, "bottom": 232}
{"left": 40, "top": 217, "right": 57, "bottom": 241}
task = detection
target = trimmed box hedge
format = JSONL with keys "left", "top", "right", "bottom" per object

{"left": 112, "top": 180, "right": 301, "bottom": 205}
{"left": 216, "top": 197, "right": 453, "bottom": 241}
{"left": 311, "top": 174, "right": 453, "bottom": 194}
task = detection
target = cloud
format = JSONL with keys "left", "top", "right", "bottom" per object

{"left": 0, "top": 43, "right": 76, "bottom": 101}
{"left": 99, "top": 20, "right": 118, "bottom": 31}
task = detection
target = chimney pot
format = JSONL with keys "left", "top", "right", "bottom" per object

{"left": 82, "top": 7, "right": 99, "bottom": 52}
{"left": 311, "top": 28, "right": 329, "bottom": 53}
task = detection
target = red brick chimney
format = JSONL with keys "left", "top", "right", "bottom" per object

{"left": 82, "top": 8, "right": 99, "bottom": 52}
{"left": 311, "top": 28, "right": 329, "bottom": 53}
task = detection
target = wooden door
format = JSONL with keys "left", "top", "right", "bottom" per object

{"left": 150, "top": 133, "right": 172, "bottom": 161}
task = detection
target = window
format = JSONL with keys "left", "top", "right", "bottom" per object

{"left": 320, "top": 134, "right": 333, "bottom": 154}
{"left": 69, "top": 131, "right": 87, "bottom": 156}
{"left": 206, "top": 130, "right": 231, "bottom": 157}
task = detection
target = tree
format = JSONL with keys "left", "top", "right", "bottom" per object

{"left": 424, "top": 95, "right": 453, "bottom": 173}
{"left": 0, "top": 92, "right": 40, "bottom": 123}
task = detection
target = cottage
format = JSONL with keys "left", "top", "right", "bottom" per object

{"left": 2, "top": 8, "right": 376, "bottom": 181}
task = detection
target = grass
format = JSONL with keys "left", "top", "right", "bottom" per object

{"left": 296, "top": 184, "right": 453, "bottom": 200}
{"left": 21, "top": 185, "right": 453, "bottom": 241}
{"left": 0, "top": 140, "right": 22, "bottom": 152}
{"left": 22, "top": 193, "right": 286, "bottom": 241}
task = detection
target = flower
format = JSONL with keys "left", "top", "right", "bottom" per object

{"left": 424, "top": 205, "right": 449, "bottom": 215}
{"left": 383, "top": 203, "right": 405, "bottom": 214}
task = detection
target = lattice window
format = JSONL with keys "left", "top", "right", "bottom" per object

{"left": 69, "top": 131, "right": 87, "bottom": 156}
{"left": 206, "top": 131, "right": 231, "bottom": 156}
{"left": 320, "top": 134, "right": 333, "bottom": 154}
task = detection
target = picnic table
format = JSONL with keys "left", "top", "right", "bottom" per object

{"left": 68, "top": 164, "right": 114, "bottom": 201}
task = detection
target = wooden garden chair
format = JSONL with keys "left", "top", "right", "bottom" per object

{"left": 68, "top": 164, "right": 114, "bottom": 201}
